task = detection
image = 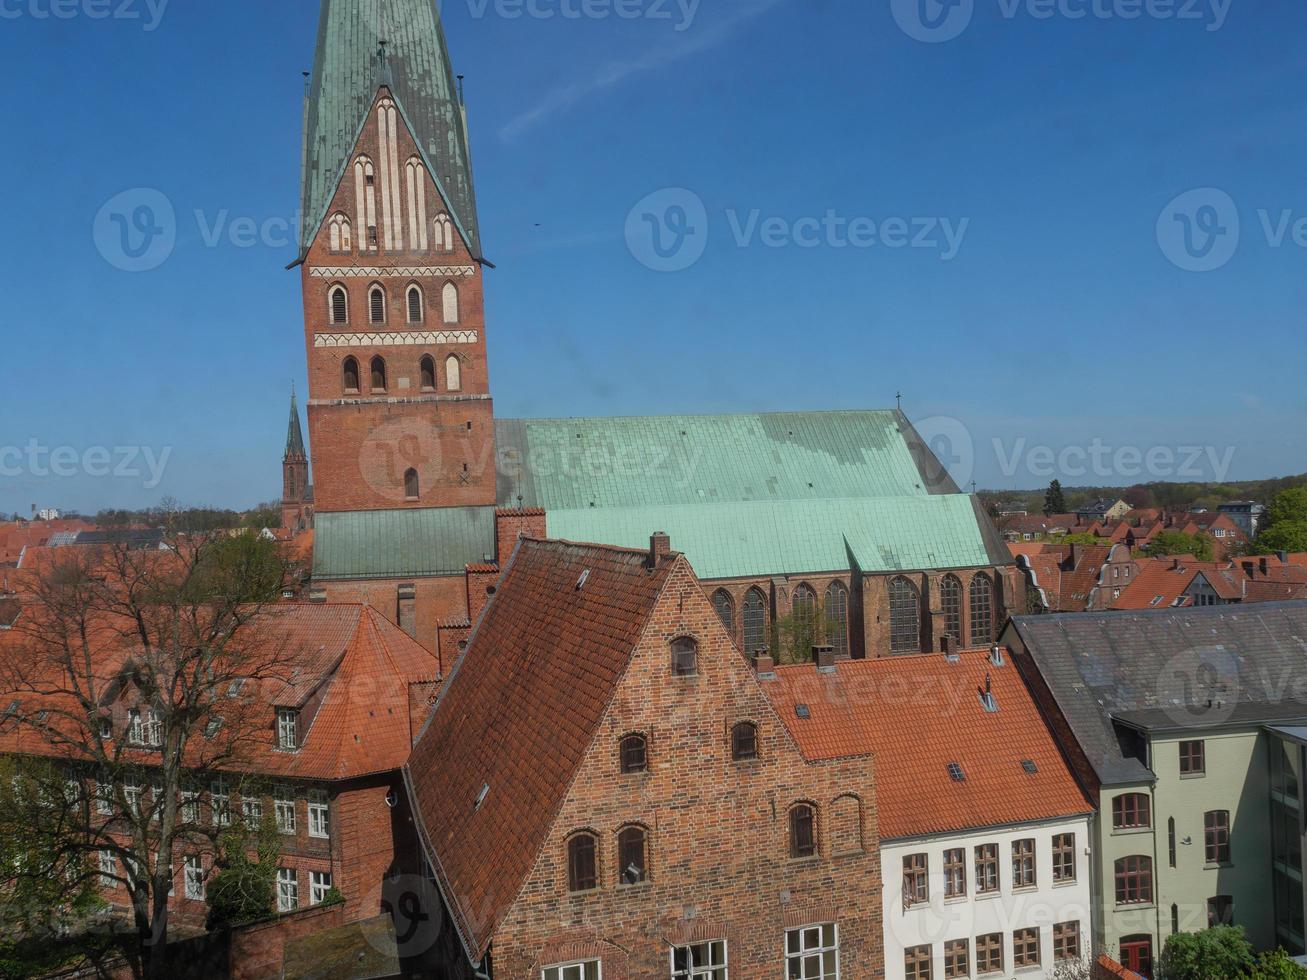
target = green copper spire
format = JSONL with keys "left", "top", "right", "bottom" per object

{"left": 300, "top": 0, "right": 481, "bottom": 258}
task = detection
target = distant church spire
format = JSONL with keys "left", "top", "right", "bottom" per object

{"left": 285, "top": 386, "right": 307, "bottom": 460}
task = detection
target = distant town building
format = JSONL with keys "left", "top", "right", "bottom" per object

{"left": 35, "top": 508, "right": 60, "bottom": 521}
{"left": 1077, "top": 499, "right": 1131, "bottom": 523}
{"left": 1220, "top": 500, "right": 1267, "bottom": 539}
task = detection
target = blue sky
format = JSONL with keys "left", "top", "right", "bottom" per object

{"left": 2, "top": 0, "right": 1305, "bottom": 516}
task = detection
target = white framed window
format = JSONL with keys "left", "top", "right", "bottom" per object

{"left": 98, "top": 716, "right": 112, "bottom": 740}
{"left": 670, "top": 940, "right": 727, "bottom": 979}
{"left": 98, "top": 849, "right": 116, "bottom": 888}
{"left": 307, "top": 789, "right": 329, "bottom": 839}
{"left": 242, "top": 797, "right": 262, "bottom": 825}
{"left": 277, "top": 867, "right": 299, "bottom": 912}
{"left": 129, "top": 708, "right": 162, "bottom": 747}
{"left": 276, "top": 709, "right": 298, "bottom": 751}
{"left": 542, "top": 961, "right": 600, "bottom": 980}
{"left": 211, "top": 779, "right": 230, "bottom": 827}
{"left": 123, "top": 776, "right": 142, "bottom": 814}
{"left": 274, "top": 787, "right": 296, "bottom": 834}
{"left": 181, "top": 785, "right": 200, "bottom": 824}
{"left": 184, "top": 855, "right": 204, "bottom": 900}
{"left": 310, "top": 870, "right": 333, "bottom": 905}
{"left": 785, "top": 924, "right": 839, "bottom": 979}
{"left": 95, "top": 777, "right": 113, "bottom": 816}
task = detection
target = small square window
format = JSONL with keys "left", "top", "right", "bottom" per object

{"left": 1180, "top": 740, "right": 1206, "bottom": 776}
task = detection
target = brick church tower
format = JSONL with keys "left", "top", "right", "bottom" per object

{"left": 281, "top": 389, "right": 314, "bottom": 535}
{"left": 294, "top": 0, "right": 496, "bottom": 516}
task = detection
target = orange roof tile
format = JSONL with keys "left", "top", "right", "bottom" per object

{"left": 764, "top": 651, "right": 1091, "bottom": 840}
{"left": 405, "top": 538, "right": 676, "bottom": 961}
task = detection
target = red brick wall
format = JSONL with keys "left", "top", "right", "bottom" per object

{"left": 333, "top": 774, "right": 423, "bottom": 923}
{"left": 230, "top": 902, "right": 346, "bottom": 980}
{"left": 317, "top": 575, "right": 468, "bottom": 660}
{"left": 487, "top": 558, "right": 884, "bottom": 979}
{"left": 301, "top": 86, "right": 496, "bottom": 515}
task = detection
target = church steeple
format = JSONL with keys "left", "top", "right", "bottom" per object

{"left": 285, "top": 386, "right": 307, "bottom": 461}
{"left": 299, "top": 0, "right": 480, "bottom": 259}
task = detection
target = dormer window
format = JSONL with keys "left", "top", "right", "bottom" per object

{"left": 276, "top": 708, "right": 299, "bottom": 751}
{"left": 129, "top": 708, "right": 162, "bottom": 747}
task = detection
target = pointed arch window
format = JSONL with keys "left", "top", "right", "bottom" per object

{"left": 969, "top": 574, "right": 995, "bottom": 646}
{"left": 743, "top": 587, "right": 767, "bottom": 655}
{"left": 370, "top": 356, "right": 387, "bottom": 392}
{"left": 941, "top": 574, "right": 963, "bottom": 644}
{"left": 420, "top": 355, "right": 436, "bottom": 392}
{"left": 353, "top": 156, "right": 378, "bottom": 252}
{"left": 889, "top": 576, "right": 920, "bottom": 653}
{"left": 406, "top": 285, "right": 424, "bottom": 324}
{"left": 445, "top": 355, "right": 462, "bottom": 392}
{"left": 404, "top": 157, "right": 428, "bottom": 251}
{"left": 329, "top": 286, "right": 348, "bottom": 325}
{"left": 711, "top": 589, "right": 735, "bottom": 633}
{"left": 791, "top": 584, "right": 817, "bottom": 647}
{"left": 434, "top": 212, "right": 454, "bottom": 252}
{"left": 404, "top": 468, "right": 419, "bottom": 501}
{"left": 369, "top": 285, "right": 386, "bottom": 325}
{"left": 442, "top": 282, "right": 459, "bottom": 324}
{"left": 342, "top": 357, "right": 360, "bottom": 395}
{"left": 825, "top": 580, "right": 849, "bottom": 659}
{"left": 328, "top": 213, "right": 352, "bottom": 253}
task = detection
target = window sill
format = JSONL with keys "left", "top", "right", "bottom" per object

{"left": 1053, "top": 878, "right": 1080, "bottom": 888}
{"left": 618, "top": 880, "right": 652, "bottom": 891}
{"left": 1115, "top": 903, "right": 1156, "bottom": 912}
{"left": 1180, "top": 772, "right": 1207, "bottom": 780}
{"left": 788, "top": 855, "right": 822, "bottom": 868}
{"left": 1112, "top": 827, "right": 1153, "bottom": 836}
{"left": 902, "top": 901, "right": 929, "bottom": 912}
{"left": 1205, "top": 861, "right": 1234, "bottom": 870}
{"left": 1013, "top": 885, "right": 1038, "bottom": 894}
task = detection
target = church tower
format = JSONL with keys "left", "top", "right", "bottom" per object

{"left": 281, "top": 389, "right": 313, "bottom": 535}
{"left": 295, "top": 0, "right": 496, "bottom": 516}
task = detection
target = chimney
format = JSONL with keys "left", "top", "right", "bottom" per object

{"left": 495, "top": 507, "right": 547, "bottom": 565}
{"left": 941, "top": 634, "right": 958, "bottom": 661}
{"left": 752, "top": 648, "right": 775, "bottom": 680}
{"left": 649, "top": 532, "right": 671, "bottom": 568}
{"left": 814, "top": 645, "right": 836, "bottom": 674}
{"left": 465, "top": 564, "right": 500, "bottom": 623}
{"left": 397, "top": 583, "right": 417, "bottom": 639}
{"left": 308, "top": 588, "right": 327, "bottom": 604}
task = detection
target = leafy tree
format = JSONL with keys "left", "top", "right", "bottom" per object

{"left": 1044, "top": 480, "right": 1067, "bottom": 516}
{"left": 1145, "top": 531, "right": 1214, "bottom": 562}
{"left": 771, "top": 601, "right": 828, "bottom": 666}
{"left": 1250, "top": 949, "right": 1307, "bottom": 979}
{"left": 1157, "top": 925, "right": 1254, "bottom": 979}
{"left": 241, "top": 506, "right": 283, "bottom": 531}
{"left": 1122, "top": 485, "right": 1155, "bottom": 510}
{"left": 0, "top": 533, "right": 295, "bottom": 979}
{"left": 204, "top": 810, "right": 280, "bottom": 931}
{"left": 1256, "top": 521, "right": 1307, "bottom": 555}
{"left": 1265, "top": 488, "right": 1307, "bottom": 531}
{"left": 1061, "top": 533, "right": 1103, "bottom": 547}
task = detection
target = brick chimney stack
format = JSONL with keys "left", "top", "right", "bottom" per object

{"left": 649, "top": 532, "right": 672, "bottom": 568}
{"left": 814, "top": 645, "right": 836, "bottom": 674}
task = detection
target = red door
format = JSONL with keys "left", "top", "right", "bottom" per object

{"left": 1120, "top": 936, "right": 1153, "bottom": 978}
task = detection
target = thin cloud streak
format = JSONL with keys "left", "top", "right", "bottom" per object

{"left": 499, "top": 0, "right": 789, "bottom": 142}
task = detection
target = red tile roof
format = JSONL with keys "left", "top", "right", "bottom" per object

{"left": 764, "top": 651, "right": 1091, "bottom": 840}
{"left": 1095, "top": 954, "right": 1145, "bottom": 980}
{"left": 1021, "top": 545, "right": 1112, "bottom": 612}
{"left": 405, "top": 538, "right": 677, "bottom": 961}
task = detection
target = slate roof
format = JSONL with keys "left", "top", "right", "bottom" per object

{"left": 301, "top": 0, "right": 480, "bottom": 257}
{"left": 404, "top": 538, "right": 677, "bottom": 961}
{"left": 764, "top": 651, "right": 1091, "bottom": 840}
{"left": 1009, "top": 602, "right": 1307, "bottom": 786}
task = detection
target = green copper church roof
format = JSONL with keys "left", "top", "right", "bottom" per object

{"left": 546, "top": 495, "right": 994, "bottom": 580}
{"left": 301, "top": 0, "right": 480, "bottom": 257}
{"left": 493, "top": 411, "right": 956, "bottom": 511}
{"left": 312, "top": 410, "right": 1008, "bottom": 582}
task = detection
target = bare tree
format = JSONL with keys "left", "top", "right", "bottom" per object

{"left": 0, "top": 532, "right": 296, "bottom": 979}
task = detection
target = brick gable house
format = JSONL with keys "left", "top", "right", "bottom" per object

{"left": 405, "top": 536, "right": 882, "bottom": 978}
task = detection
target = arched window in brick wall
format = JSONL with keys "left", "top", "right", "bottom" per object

{"left": 824, "top": 581, "right": 849, "bottom": 659}
{"left": 743, "top": 587, "right": 767, "bottom": 654}
{"left": 370, "top": 356, "right": 387, "bottom": 392}
{"left": 329, "top": 285, "right": 348, "bottom": 325}
{"left": 420, "top": 355, "right": 436, "bottom": 391}
{"left": 404, "top": 157, "right": 428, "bottom": 250}
{"left": 830, "top": 794, "right": 863, "bottom": 856}
{"left": 442, "top": 282, "right": 459, "bottom": 324}
{"left": 353, "top": 155, "right": 377, "bottom": 251}
{"left": 889, "top": 577, "right": 920, "bottom": 653}
{"left": 369, "top": 285, "right": 386, "bottom": 324}
{"left": 566, "top": 832, "right": 597, "bottom": 892}
{"left": 404, "top": 468, "right": 419, "bottom": 501}
{"left": 789, "top": 803, "right": 817, "bottom": 859}
{"left": 940, "top": 574, "right": 963, "bottom": 643}
{"left": 342, "top": 357, "right": 360, "bottom": 394}
{"left": 328, "top": 213, "right": 352, "bottom": 253}
{"left": 445, "top": 354, "right": 462, "bottom": 392}
{"left": 407, "top": 285, "right": 424, "bottom": 324}
{"left": 969, "top": 574, "right": 994, "bottom": 646}
{"left": 434, "top": 212, "right": 454, "bottom": 252}
{"left": 792, "top": 584, "right": 816, "bottom": 653}
{"left": 617, "top": 826, "right": 648, "bottom": 885}
{"left": 711, "top": 589, "right": 734, "bottom": 633}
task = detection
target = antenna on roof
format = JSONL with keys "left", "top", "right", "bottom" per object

{"left": 896, "top": 391, "right": 903, "bottom": 412}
